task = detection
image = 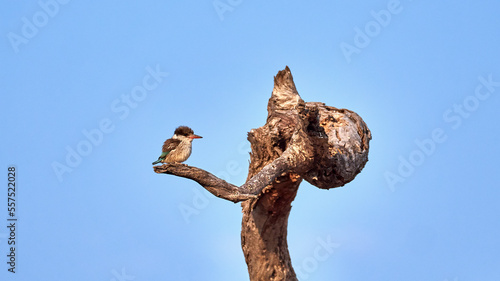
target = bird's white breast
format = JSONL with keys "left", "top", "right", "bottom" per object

{"left": 164, "top": 139, "right": 192, "bottom": 163}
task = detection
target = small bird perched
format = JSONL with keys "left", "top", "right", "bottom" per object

{"left": 152, "top": 126, "right": 202, "bottom": 165}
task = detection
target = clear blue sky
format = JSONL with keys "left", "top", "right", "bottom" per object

{"left": 1, "top": 1, "right": 500, "bottom": 280}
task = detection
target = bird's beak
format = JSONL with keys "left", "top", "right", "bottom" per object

{"left": 190, "top": 134, "right": 202, "bottom": 139}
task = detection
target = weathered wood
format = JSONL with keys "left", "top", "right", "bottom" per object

{"left": 154, "top": 164, "right": 256, "bottom": 202}
{"left": 301, "top": 102, "right": 371, "bottom": 189}
{"left": 153, "top": 66, "right": 371, "bottom": 280}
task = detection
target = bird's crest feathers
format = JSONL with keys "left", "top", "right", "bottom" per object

{"left": 174, "top": 126, "right": 194, "bottom": 137}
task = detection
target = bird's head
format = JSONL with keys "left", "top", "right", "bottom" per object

{"left": 173, "top": 126, "right": 203, "bottom": 141}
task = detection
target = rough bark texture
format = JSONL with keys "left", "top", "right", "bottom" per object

{"left": 153, "top": 66, "right": 371, "bottom": 281}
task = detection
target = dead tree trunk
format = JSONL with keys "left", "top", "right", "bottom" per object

{"left": 154, "top": 66, "right": 371, "bottom": 281}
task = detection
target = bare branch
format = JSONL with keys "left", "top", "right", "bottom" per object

{"left": 153, "top": 164, "right": 254, "bottom": 203}
{"left": 153, "top": 145, "right": 304, "bottom": 203}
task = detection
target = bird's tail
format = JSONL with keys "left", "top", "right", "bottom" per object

{"left": 152, "top": 152, "right": 168, "bottom": 165}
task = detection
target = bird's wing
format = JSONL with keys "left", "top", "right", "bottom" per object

{"left": 162, "top": 138, "right": 181, "bottom": 153}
